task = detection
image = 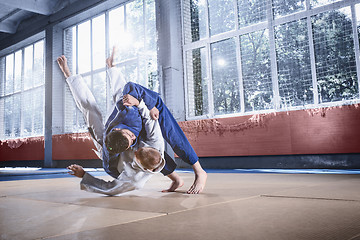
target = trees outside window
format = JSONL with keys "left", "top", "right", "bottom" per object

{"left": 183, "top": 0, "right": 360, "bottom": 118}
{"left": 0, "top": 40, "right": 45, "bottom": 139}
{"left": 63, "top": 0, "right": 158, "bottom": 133}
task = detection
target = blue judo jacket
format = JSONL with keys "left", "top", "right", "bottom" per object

{"left": 101, "top": 82, "right": 158, "bottom": 178}
{"left": 102, "top": 81, "right": 198, "bottom": 178}
{"left": 123, "top": 82, "right": 199, "bottom": 170}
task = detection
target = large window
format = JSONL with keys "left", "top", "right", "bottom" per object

{"left": 63, "top": 0, "right": 157, "bottom": 133}
{"left": 183, "top": 0, "right": 360, "bottom": 118}
{"left": 0, "top": 40, "right": 45, "bottom": 139}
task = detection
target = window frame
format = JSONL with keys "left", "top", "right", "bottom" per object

{"left": 57, "top": 0, "right": 159, "bottom": 133}
{"left": 0, "top": 33, "right": 46, "bottom": 140}
{"left": 182, "top": 0, "right": 360, "bottom": 120}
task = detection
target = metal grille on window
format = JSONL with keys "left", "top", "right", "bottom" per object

{"left": 63, "top": 0, "right": 158, "bottom": 134}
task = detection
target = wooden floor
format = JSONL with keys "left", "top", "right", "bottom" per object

{"left": 1, "top": 170, "right": 360, "bottom": 240}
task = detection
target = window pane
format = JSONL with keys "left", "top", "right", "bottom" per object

{"left": 64, "top": 27, "right": 76, "bottom": 74}
{"left": 92, "top": 71, "right": 107, "bottom": 120}
{"left": 187, "top": 48, "right": 209, "bottom": 117}
{"left": 138, "top": 59, "right": 147, "bottom": 88}
{"left": 146, "top": 57, "right": 159, "bottom": 92}
{"left": 312, "top": 8, "right": 358, "bottom": 103}
{"left": 311, "top": 0, "right": 341, "bottom": 8}
{"left": 62, "top": 1, "right": 157, "bottom": 134}
{"left": 34, "top": 40, "right": 45, "bottom": 87}
{"left": 78, "top": 21, "right": 91, "bottom": 74}
{"left": 14, "top": 50, "right": 22, "bottom": 92}
{"left": 126, "top": 0, "right": 144, "bottom": 58}
{"left": 183, "top": 0, "right": 207, "bottom": 44}
{"left": 0, "top": 58, "right": 4, "bottom": 97}
{"left": 240, "top": 30, "right": 273, "bottom": 111}
{"left": 92, "top": 14, "right": 106, "bottom": 70}
{"left": 109, "top": 6, "right": 125, "bottom": 62}
{"left": 0, "top": 98, "right": 4, "bottom": 137}
{"left": 273, "top": 0, "right": 305, "bottom": 18}
{"left": 24, "top": 45, "right": 33, "bottom": 90}
{"left": 64, "top": 86, "right": 77, "bottom": 133}
{"left": 209, "top": 0, "right": 235, "bottom": 36}
{"left": 211, "top": 38, "right": 240, "bottom": 115}
{"left": 145, "top": 0, "right": 157, "bottom": 52}
{"left": 33, "top": 86, "right": 44, "bottom": 135}
{"left": 145, "top": 0, "right": 159, "bottom": 92}
{"left": 275, "top": 19, "right": 313, "bottom": 107}
{"left": 13, "top": 94, "right": 21, "bottom": 137}
{"left": 5, "top": 54, "right": 14, "bottom": 95}
{"left": 72, "top": 27, "right": 77, "bottom": 74}
{"left": 124, "top": 63, "right": 138, "bottom": 83}
{"left": 22, "top": 90, "right": 33, "bottom": 136}
{"left": 237, "top": 0, "right": 267, "bottom": 28}
{"left": 4, "top": 96, "right": 13, "bottom": 137}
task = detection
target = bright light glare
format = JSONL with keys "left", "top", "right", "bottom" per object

{"left": 217, "top": 58, "right": 226, "bottom": 67}
{"left": 117, "top": 32, "right": 133, "bottom": 49}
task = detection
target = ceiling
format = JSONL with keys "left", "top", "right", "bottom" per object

{"left": 0, "top": 0, "right": 76, "bottom": 39}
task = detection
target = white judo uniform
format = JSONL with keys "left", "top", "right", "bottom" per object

{"left": 65, "top": 67, "right": 165, "bottom": 196}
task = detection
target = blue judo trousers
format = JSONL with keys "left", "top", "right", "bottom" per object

{"left": 102, "top": 81, "right": 199, "bottom": 178}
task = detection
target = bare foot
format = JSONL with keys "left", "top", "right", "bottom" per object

{"left": 187, "top": 161, "right": 207, "bottom": 194}
{"left": 162, "top": 171, "right": 184, "bottom": 192}
{"left": 57, "top": 55, "right": 71, "bottom": 78}
{"left": 187, "top": 169, "right": 207, "bottom": 194}
{"left": 106, "top": 46, "right": 116, "bottom": 68}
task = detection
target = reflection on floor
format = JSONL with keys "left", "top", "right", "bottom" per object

{"left": 1, "top": 170, "right": 360, "bottom": 240}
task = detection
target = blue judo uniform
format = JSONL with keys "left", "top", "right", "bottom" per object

{"left": 102, "top": 98, "right": 142, "bottom": 178}
{"left": 102, "top": 82, "right": 199, "bottom": 178}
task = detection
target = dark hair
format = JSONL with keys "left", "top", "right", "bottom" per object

{"left": 135, "top": 147, "right": 161, "bottom": 170}
{"left": 105, "top": 130, "right": 130, "bottom": 154}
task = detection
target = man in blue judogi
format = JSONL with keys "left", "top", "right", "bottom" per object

{"left": 57, "top": 49, "right": 207, "bottom": 194}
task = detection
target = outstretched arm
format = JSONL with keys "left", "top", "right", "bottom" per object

{"left": 68, "top": 164, "right": 136, "bottom": 196}
{"left": 80, "top": 172, "right": 136, "bottom": 196}
{"left": 68, "top": 164, "right": 85, "bottom": 177}
{"left": 57, "top": 56, "right": 72, "bottom": 78}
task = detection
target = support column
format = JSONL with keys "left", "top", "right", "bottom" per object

{"left": 157, "top": 0, "right": 185, "bottom": 160}
{"left": 157, "top": 0, "right": 185, "bottom": 121}
{"left": 44, "top": 26, "right": 53, "bottom": 167}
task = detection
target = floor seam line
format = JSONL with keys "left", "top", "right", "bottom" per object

{"left": 165, "top": 195, "right": 262, "bottom": 216}
{"left": 37, "top": 213, "right": 168, "bottom": 240}
{"left": 1, "top": 195, "right": 169, "bottom": 214}
{"left": 261, "top": 194, "right": 360, "bottom": 202}
{"left": 38, "top": 196, "right": 264, "bottom": 239}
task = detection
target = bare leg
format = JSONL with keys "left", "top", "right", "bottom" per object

{"left": 57, "top": 55, "right": 72, "bottom": 78}
{"left": 162, "top": 171, "right": 184, "bottom": 192}
{"left": 187, "top": 161, "right": 207, "bottom": 194}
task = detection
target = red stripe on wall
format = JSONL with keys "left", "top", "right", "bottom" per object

{"left": 0, "top": 136, "right": 44, "bottom": 161}
{"left": 52, "top": 132, "right": 98, "bottom": 160}
{"left": 1, "top": 104, "right": 360, "bottom": 162}
{"left": 178, "top": 104, "right": 360, "bottom": 157}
